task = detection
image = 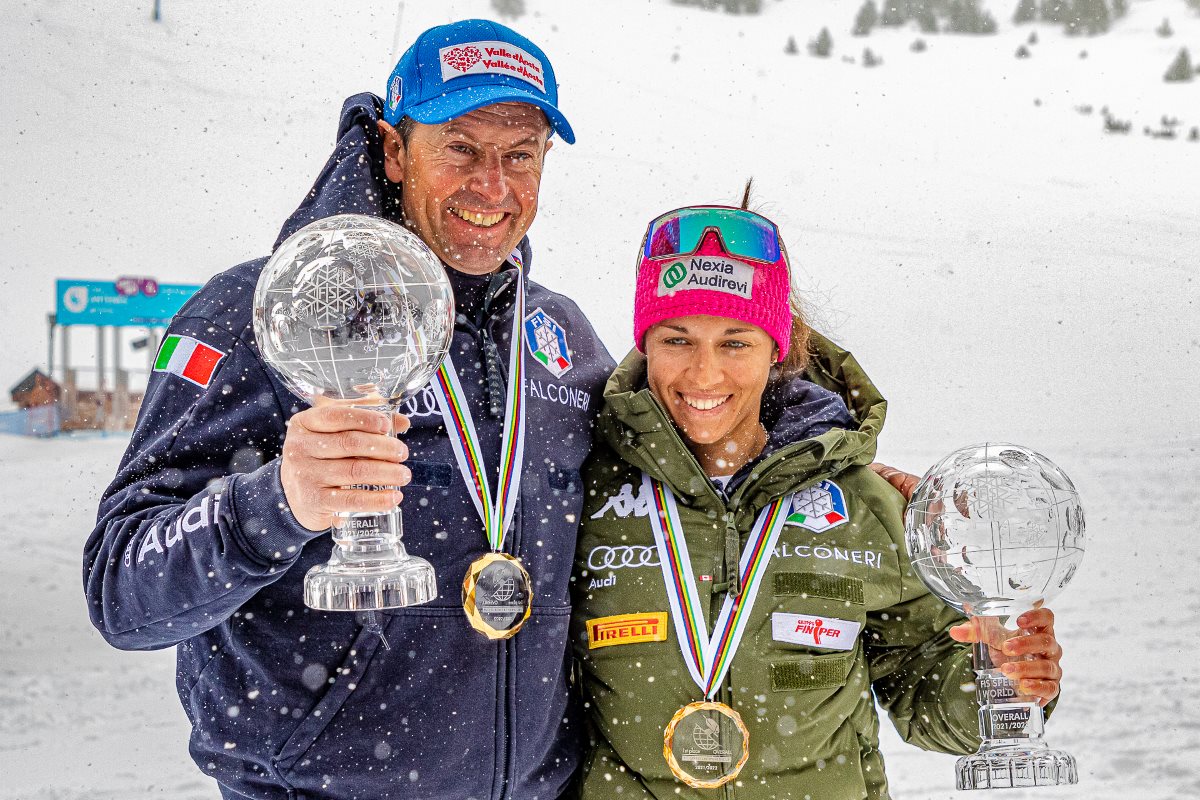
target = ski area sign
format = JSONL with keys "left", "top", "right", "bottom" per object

{"left": 55, "top": 278, "right": 202, "bottom": 327}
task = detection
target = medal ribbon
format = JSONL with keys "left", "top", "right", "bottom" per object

{"left": 431, "top": 270, "right": 527, "bottom": 552}
{"left": 643, "top": 473, "right": 792, "bottom": 699}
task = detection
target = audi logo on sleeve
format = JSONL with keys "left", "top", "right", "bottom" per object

{"left": 586, "top": 545, "right": 660, "bottom": 571}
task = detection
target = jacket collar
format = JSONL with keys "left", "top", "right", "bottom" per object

{"left": 598, "top": 332, "right": 886, "bottom": 510}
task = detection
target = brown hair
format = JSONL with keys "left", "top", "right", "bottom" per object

{"left": 739, "top": 179, "right": 812, "bottom": 376}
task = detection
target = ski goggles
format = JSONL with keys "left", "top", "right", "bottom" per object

{"left": 639, "top": 206, "right": 783, "bottom": 264}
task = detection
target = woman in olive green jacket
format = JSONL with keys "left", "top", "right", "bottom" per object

{"left": 570, "top": 205, "right": 1064, "bottom": 799}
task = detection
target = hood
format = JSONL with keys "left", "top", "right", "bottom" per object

{"left": 273, "top": 93, "right": 532, "bottom": 271}
{"left": 597, "top": 331, "right": 887, "bottom": 507}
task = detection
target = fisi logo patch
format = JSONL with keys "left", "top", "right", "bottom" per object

{"left": 524, "top": 307, "right": 573, "bottom": 378}
{"left": 786, "top": 480, "right": 849, "bottom": 532}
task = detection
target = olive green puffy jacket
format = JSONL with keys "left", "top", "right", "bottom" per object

{"left": 570, "top": 334, "right": 980, "bottom": 800}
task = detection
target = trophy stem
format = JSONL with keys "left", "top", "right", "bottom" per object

{"left": 303, "top": 404, "right": 438, "bottom": 612}
{"left": 955, "top": 616, "right": 1077, "bottom": 790}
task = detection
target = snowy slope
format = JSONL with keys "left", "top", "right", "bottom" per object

{"left": 1, "top": 0, "right": 1198, "bottom": 797}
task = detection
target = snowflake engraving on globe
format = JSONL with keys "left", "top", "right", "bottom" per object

{"left": 293, "top": 258, "right": 359, "bottom": 330}
{"left": 904, "top": 443, "right": 1086, "bottom": 618}
{"left": 253, "top": 214, "right": 454, "bottom": 403}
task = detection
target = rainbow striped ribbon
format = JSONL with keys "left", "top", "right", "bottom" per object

{"left": 431, "top": 271, "right": 527, "bottom": 552}
{"left": 642, "top": 473, "right": 792, "bottom": 699}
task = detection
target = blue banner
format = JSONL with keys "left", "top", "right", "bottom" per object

{"left": 55, "top": 278, "right": 202, "bottom": 327}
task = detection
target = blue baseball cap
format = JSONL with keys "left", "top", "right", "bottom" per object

{"left": 383, "top": 19, "right": 575, "bottom": 144}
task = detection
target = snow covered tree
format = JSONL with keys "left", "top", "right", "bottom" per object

{"left": 863, "top": 47, "right": 883, "bottom": 66}
{"left": 1156, "top": 17, "right": 1173, "bottom": 37}
{"left": 785, "top": 35, "right": 799, "bottom": 54}
{"left": 490, "top": 0, "right": 526, "bottom": 19}
{"left": 854, "top": 0, "right": 879, "bottom": 35}
{"left": 809, "top": 27, "right": 833, "bottom": 57}
{"left": 914, "top": 5, "right": 939, "bottom": 32}
{"left": 880, "top": 1, "right": 906, "bottom": 26}
{"left": 1164, "top": 47, "right": 1194, "bottom": 82}
{"left": 1069, "top": 0, "right": 1111, "bottom": 36}
{"left": 1016, "top": 43, "right": 1032, "bottom": 57}
{"left": 911, "top": 37, "right": 929, "bottom": 51}
{"left": 947, "top": 0, "right": 997, "bottom": 33}
{"left": 1112, "top": 0, "right": 1127, "bottom": 18}
{"left": 1040, "top": 0, "right": 1068, "bottom": 23}
{"left": 1014, "top": 0, "right": 1038, "bottom": 24}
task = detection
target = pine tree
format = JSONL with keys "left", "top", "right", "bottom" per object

{"left": 947, "top": 0, "right": 966, "bottom": 30}
{"left": 863, "top": 47, "right": 883, "bottom": 66}
{"left": 1016, "top": 44, "right": 1032, "bottom": 57}
{"left": 854, "top": 0, "right": 879, "bottom": 35}
{"left": 809, "top": 27, "right": 833, "bottom": 57}
{"left": 785, "top": 35, "right": 799, "bottom": 54}
{"left": 1040, "top": 0, "right": 1067, "bottom": 23}
{"left": 915, "top": 6, "right": 939, "bottom": 32}
{"left": 1156, "top": 17, "right": 1173, "bottom": 37}
{"left": 980, "top": 7, "right": 998, "bottom": 32}
{"left": 1073, "top": 0, "right": 1111, "bottom": 35}
{"left": 490, "top": 0, "right": 526, "bottom": 19}
{"left": 1112, "top": 0, "right": 1127, "bottom": 18}
{"left": 1014, "top": 0, "right": 1038, "bottom": 24}
{"left": 880, "top": 1, "right": 906, "bottom": 26}
{"left": 1164, "top": 47, "right": 1194, "bottom": 82}
{"left": 947, "top": 0, "right": 995, "bottom": 33}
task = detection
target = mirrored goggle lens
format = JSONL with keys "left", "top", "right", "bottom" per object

{"left": 642, "top": 208, "right": 781, "bottom": 263}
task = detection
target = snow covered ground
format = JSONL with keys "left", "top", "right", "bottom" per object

{"left": 2, "top": 0, "right": 1198, "bottom": 797}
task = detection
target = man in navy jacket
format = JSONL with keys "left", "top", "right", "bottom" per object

{"left": 83, "top": 19, "right": 614, "bottom": 800}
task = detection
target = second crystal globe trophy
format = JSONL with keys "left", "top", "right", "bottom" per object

{"left": 253, "top": 214, "right": 454, "bottom": 611}
{"left": 905, "top": 442, "right": 1086, "bottom": 791}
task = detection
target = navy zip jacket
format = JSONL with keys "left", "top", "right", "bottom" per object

{"left": 83, "top": 94, "right": 615, "bottom": 800}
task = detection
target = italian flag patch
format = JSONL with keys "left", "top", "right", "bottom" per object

{"left": 154, "top": 335, "right": 226, "bottom": 387}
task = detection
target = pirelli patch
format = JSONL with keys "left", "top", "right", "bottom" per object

{"left": 154, "top": 335, "right": 226, "bottom": 387}
{"left": 586, "top": 612, "right": 668, "bottom": 650}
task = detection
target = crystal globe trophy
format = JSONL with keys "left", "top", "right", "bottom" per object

{"left": 253, "top": 214, "right": 454, "bottom": 611}
{"left": 904, "top": 443, "right": 1086, "bottom": 790}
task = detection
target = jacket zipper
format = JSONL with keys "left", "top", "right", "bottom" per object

{"left": 722, "top": 510, "right": 741, "bottom": 599}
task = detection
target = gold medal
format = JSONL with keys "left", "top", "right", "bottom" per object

{"left": 462, "top": 552, "right": 532, "bottom": 640}
{"left": 663, "top": 701, "right": 750, "bottom": 789}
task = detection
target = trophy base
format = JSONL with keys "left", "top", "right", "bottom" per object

{"left": 304, "top": 555, "right": 437, "bottom": 611}
{"left": 956, "top": 746, "right": 1078, "bottom": 790}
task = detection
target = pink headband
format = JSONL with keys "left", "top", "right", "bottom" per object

{"left": 633, "top": 229, "right": 792, "bottom": 362}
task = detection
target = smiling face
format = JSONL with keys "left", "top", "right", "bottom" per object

{"left": 378, "top": 103, "right": 552, "bottom": 275}
{"left": 644, "top": 314, "right": 777, "bottom": 475}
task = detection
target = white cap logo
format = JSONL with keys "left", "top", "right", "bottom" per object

{"left": 439, "top": 41, "right": 546, "bottom": 93}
